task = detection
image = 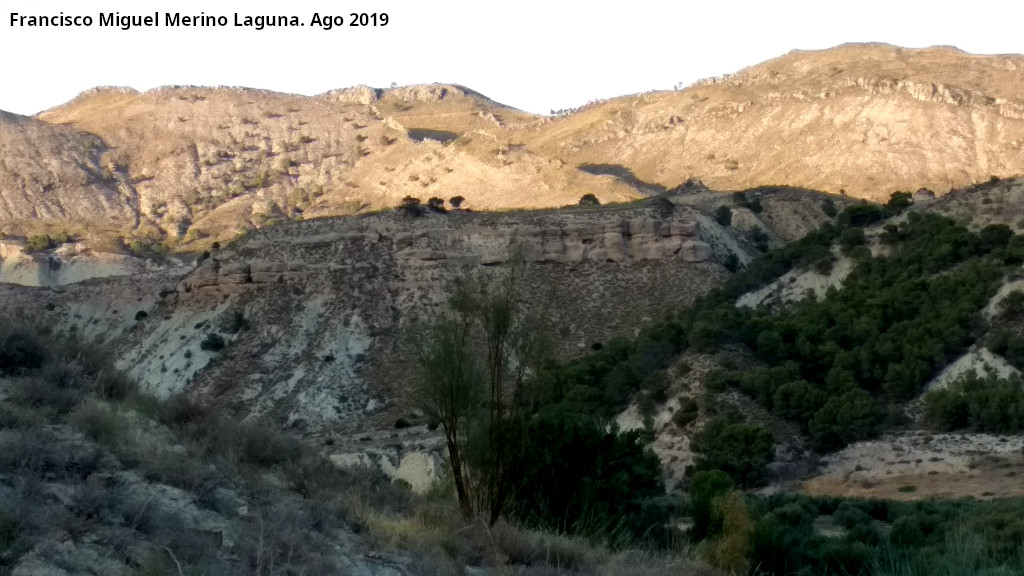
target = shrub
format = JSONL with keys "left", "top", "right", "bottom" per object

{"left": 809, "top": 389, "right": 881, "bottom": 451}
{"left": 652, "top": 195, "right": 675, "bottom": 216}
{"left": 822, "top": 198, "right": 837, "bottom": 217}
{"left": 222, "top": 421, "right": 303, "bottom": 467}
{"left": 734, "top": 194, "right": 763, "bottom": 214}
{"left": 579, "top": 193, "right": 600, "bottom": 206}
{"left": 886, "top": 191, "right": 913, "bottom": 211}
{"left": 998, "top": 290, "right": 1024, "bottom": 319}
{"left": 7, "top": 374, "right": 86, "bottom": 416}
{"left": 399, "top": 196, "right": 425, "bottom": 217}
{"left": 427, "top": 197, "right": 446, "bottom": 213}
{"left": 220, "top": 311, "right": 248, "bottom": 334}
{"left": 838, "top": 204, "right": 884, "bottom": 228}
{"left": 511, "top": 413, "right": 666, "bottom": 543}
{"left": 199, "top": 333, "right": 225, "bottom": 352}
{"left": 449, "top": 195, "right": 465, "bottom": 209}
{"left": 673, "top": 397, "right": 700, "bottom": 429}
{"left": 715, "top": 206, "right": 732, "bottom": 227}
{"left": 722, "top": 252, "right": 740, "bottom": 272}
{"left": 750, "top": 226, "right": 770, "bottom": 252}
{"left": 705, "top": 491, "right": 753, "bottom": 575}
{"left": 924, "top": 372, "right": 1024, "bottom": 433}
{"left": 69, "top": 401, "right": 128, "bottom": 447}
{"left": 772, "top": 380, "right": 827, "bottom": 430}
{"left": 24, "top": 235, "right": 54, "bottom": 252}
{"left": 839, "top": 227, "right": 866, "bottom": 253}
{"left": 0, "top": 509, "right": 18, "bottom": 554}
{"left": 0, "top": 329, "right": 46, "bottom": 376}
{"left": 158, "top": 394, "right": 213, "bottom": 427}
{"left": 688, "top": 470, "right": 734, "bottom": 540}
{"left": 692, "top": 418, "right": 774, "bottom": 488}
{"left": 987, "top": 330, "right": 1024, "bottom": 369}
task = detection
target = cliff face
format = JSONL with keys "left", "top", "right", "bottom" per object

{"left": 187, "top": 213, "right": 712, "bottom": 292}
{"left": 0, "top": 199, "right": 744, "bottom": 434}
{"left": 0, "top": 181, "right": 850, "bottom": 435}
{"left": 0, "top": 241, "right": 190, "bottom": 287}
{"left": 161, "top": 206, "right": 722, "bottom": 431}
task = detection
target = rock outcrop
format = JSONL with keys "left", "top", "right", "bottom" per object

{"left": 0, "top": 200, "right": 735, "bottom": 435}
{"left": 0, "top": 242, "right": 189, "bottom": 287}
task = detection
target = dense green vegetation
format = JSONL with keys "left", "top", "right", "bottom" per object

{"left": 536, "top": 198, "right": 1021, "bottom": 461}
{"left": 522, "top": 194, "right": 1024, "bottom": 573}
{"left": 924, "top": 371, "right": 1024, "bottom": 433}
{"left": 23, "top": 232, "right": 70, "bottom": 252}
{"left": 511, "top": 415, "right": 666, "bottom": 543}
{"left": 414, "top": 269, "right": 669, "bottom": 544}
{"left": 742, "top": 493, "right": 1024, "bottom": 576}
{"left": 691, "top": 417, "right": 775, "bottom": 488}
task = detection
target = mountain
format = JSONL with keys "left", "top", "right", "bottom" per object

{"left": 525, "top": 43, "right": 1024, "bottom": 201}
{"left": 8, "top": 42, "right": 1024, "bottom": 572}
{"left": 2, "top": 43, "right": 1022, "bottom": 251}
{"left": 24, "top": 85, "right": 635, "bottom": 249}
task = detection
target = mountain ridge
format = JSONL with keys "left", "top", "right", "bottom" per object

{"left": 2, "top": 42, "right": 1023, "bottom": 252}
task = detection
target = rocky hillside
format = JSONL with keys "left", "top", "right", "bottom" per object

{"left": 0, "top": 187, "right": 843, "bottom": 435}
{"left": 0, "top": 111, "right": 136, "bottom": 233}
{"left": 2, "top": 43, "right": 1022, "bottom": 251}
{"left": 526, "top": 43, "right": 1024, "bottom": 201}
{"left": 24, "top": 85, "right": 636, "bottom": 249}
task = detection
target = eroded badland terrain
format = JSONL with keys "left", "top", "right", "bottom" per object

{"left": 4, "top": 43, "right": 1024, "bottom": 575}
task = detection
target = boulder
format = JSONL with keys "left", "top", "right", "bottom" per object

{"left": 394, "top": 452, "right": 443, "bottom": 494}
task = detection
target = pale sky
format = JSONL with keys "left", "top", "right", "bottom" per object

{"left": 2, "top": 0, "right": 1022, "bottom": 117}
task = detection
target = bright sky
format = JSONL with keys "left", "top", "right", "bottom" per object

{"left": 2, "top": 0, "right": 1022, "bottom": 116}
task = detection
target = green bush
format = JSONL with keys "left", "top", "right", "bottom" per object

{"left": 426, "top": 197, "right": 446, "bottom": 213}
{"left": 0, "top": 509, "right": 18, "bottom": 554}
{"left": 511, "top": 413, "right": 665, "bottom": 543}
{"left": 998, "top": 290, "right": 1024, "bottom": 319}
{"left": 715, "top": 205, "right": 732, "bottom": 226}
{"left": 199, "top": 333, "right": 225, "bottom": 352}
{"left": 822, "top": 198, "right": 837, "bottom": 217}
{"left": 691, "top": 417, "right": 775, "bottom": 487}
{"left": 839, "top": 227, "right": 866, "bottom": 253}
{"left": 750, "top": 226, "right": 770, "bottom": 252}
{"left": 688, "top": 469, "right": 734, "bottom": 540}
{"left": 838, "top": 203, "right": 885, "bottom": 228}
{"left": 672, "top": 397, "right": 700, "bottom": 428}
{"left": 24, "top": 235, "right": 53, "bottom": 252}
{"left": 772, "top": 380, "right": 827, "bottom": 430}
{"left": 69, "top": 401, "right": 127, "bottom": 446}
{"left": 987, "top": 330, "right": 1024, "bottom": 369}
{"left": 0, "top": 329, "right": 46, "bottom": 376}
{"left": 398, "top": 196, "right": 424, "bottom": 217}
{"left": 809, "top": 389, "right": 881, "bottom": 451}
{"left": 924, "top": 372, "right": 1024, "bottom": 433}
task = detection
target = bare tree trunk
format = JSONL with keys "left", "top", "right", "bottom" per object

{"left": 445, "top": 430, "right": 474, "bottom": 519}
